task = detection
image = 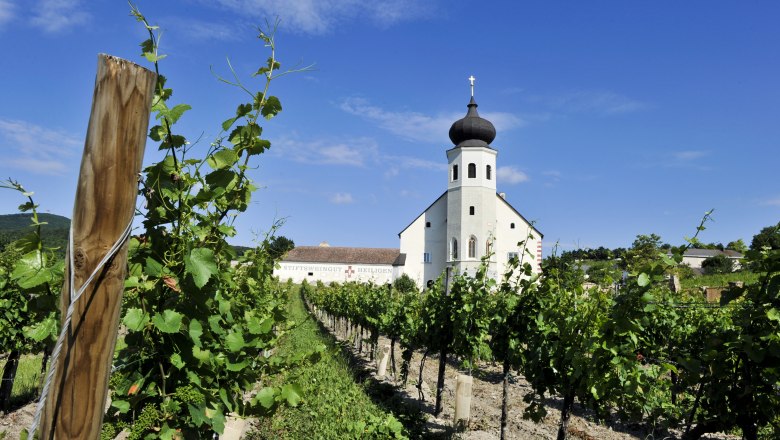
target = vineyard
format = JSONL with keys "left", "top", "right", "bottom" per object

{"left": 300, "top": 240, "right": 780, "bottom": 440}
{"left": 0, "top": 4, "right": 779, "bottom": 440}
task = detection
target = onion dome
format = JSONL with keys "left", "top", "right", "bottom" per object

{"left": 448, "top": 97, "right": 496, "bottom": 147}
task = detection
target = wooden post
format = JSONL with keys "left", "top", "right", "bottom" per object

{"left": 39, "top": 54, "right": 156, "bottom": 439}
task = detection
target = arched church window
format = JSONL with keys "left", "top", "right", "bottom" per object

{"left": 486, "top": 165, "right": 492, "bottom": 180}
{"left": 452, "top": 165, "right": 458, "bottom": 181}
{"left": 468, "top": 235, "right": 477, "bottom": 258}
{"left": 485, "top": 239, "right": 493, "bottom": 255}
{"left": 468, "top": 163, "right": 476, "bottom": 178}
{"left": 469, "top": 206, "right": 475, "bottom": 215}
{"left": 451, "top": 238, "right": 458, "bottom": 260}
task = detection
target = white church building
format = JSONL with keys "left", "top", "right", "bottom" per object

{"left": 275, "top": 84, "right": 543, "bottom": 287}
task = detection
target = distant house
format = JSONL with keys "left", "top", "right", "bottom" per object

{"left": 678, "top": 248, "right": 744, "bottom": 270}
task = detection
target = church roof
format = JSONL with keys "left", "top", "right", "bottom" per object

{"left": 397, "top": 191, "right": 543, "bottom": 239}
{"left": 497, "top": 194, "right": 544, "bottom": 238}
{"left": 282, "top": 246, "right": 405, "bottom": 266}
{"left": 448, "top": 97, "right": 496, "bottom": 148}
{"left": 397, "top": 191, "right": 447, "bottom": 237}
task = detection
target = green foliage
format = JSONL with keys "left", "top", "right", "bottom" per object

{"left": 0, "top": 184, "right": 62, "bottom": 354}
{"left": 750, "top": 221, "right": 780, "bottom": 252}
{"left": 101, "top": 7, "right": 316, "bottom": 438}
{"left": 584, "top": 259, "right": 622, "bottom": 285}
{"left": 392, "top": 273, "right": 417, "bottom": 293}
{"left": 726, "top": 239, "right": 748, "bottom": 254}
{"left": 701, "top": 254, "right": 734, "bottom": 274}
{"left": 624, "top": 233, "right": 664, "bottom": 269}
{"left": 267, "top": 235, "right": 294, "bottom": 261}
{"left": 0, "top": 182, "right": 61, "bottom": 412}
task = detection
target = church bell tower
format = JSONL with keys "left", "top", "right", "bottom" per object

{"left": 446, "top": 77, "right": 498, "bottom": 275}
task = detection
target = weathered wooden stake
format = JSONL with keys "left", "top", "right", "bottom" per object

{"left": 39, "top": 54, "right": 156, "bottom": 439}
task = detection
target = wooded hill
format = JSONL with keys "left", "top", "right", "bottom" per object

{"left": 0, "top": 213, "right": 70, "bottom": 256}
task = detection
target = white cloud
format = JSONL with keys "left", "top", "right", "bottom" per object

{"left": 672, "top": 150, "right": 708, "bottom": 161}
{"left": 167, "top": 17, "right": 240, "bottom": 42}
{"left": 384, "top": 155, "right": 447, "bottom": 171}
{"left": 530, "top": 90, "right": 646, "bottom": 115}
{"left": 0, "top": 0, "right": 16, "bottom": 30}
{"left": 30, "top": 0, "right": 90, "bottom": 33}
{"left": 760, "top": 197, "right": 780, "bottom": 207}
{"left": 211, "top": 0, "right": 434, "bottom": 35}
{"left": 329, "top": 192, "right": 354, "bottom": 204}
{"left": 497, "top": 166, "right": 529, "bottom": 184}
{"left": 340, "top": 97, "right": 525, "bottom": 144}
{"left": 0, "top": 118, "right": 81, "bottom": 175}
{"left": 273, "top": 132, "right": 448, "bottom": 176}
{"left": 664, "top": 150, "right": 711, "bottom": 170}
{"left": 272, "top": 134, "right": 379, "bottom": 166}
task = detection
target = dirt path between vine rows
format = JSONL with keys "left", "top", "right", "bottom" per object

{"left": 314, "top": 312, "right": 737, "bottom": 440}
{"left": 0, "top": 401, "right": 35, "bottom": 440}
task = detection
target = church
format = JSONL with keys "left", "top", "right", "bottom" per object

{"left": 274, "top": 81, "right": 543, "bottom": 287}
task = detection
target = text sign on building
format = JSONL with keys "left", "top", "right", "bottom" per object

{"left": 276, "top": 262, "right": 394, "bottom": 284}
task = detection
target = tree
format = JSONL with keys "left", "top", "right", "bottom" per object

{"left": 268, "top": 235, "right": 295, "bottom": 261}
{"left": 701, "top": 254, "right": 734, "bottom": 274}
{"left": 624, "top": 233, "right": 663, "bottom": 269}
{"left": 726, "top": 239, "right": 748, "bottom": 254}
{"left": 750, "top": 222, "right": 780, "bottom": 252}
{"left": 393, "top": 273, "right": 417, "bottom": 293}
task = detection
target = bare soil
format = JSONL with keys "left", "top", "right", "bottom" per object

{"left": 0, "top": 401, "right": 35, "bottom": 440}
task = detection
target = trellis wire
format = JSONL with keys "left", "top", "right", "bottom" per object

{"left": 28, "top": 220, "right": 133, "bottom": 437}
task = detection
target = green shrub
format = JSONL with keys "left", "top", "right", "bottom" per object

{"left": 393, "top": 274, "right": 417, "bottom": 293}
{"left": 701, "top": 254, "right": 734, "bottom": 274}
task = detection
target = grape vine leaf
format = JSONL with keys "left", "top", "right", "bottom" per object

{"left": 226, "top": 331, "right": 245, "bottom": 352}
{"left": 205, "top": 406, "right": 226, "bottom": 433}
{"left": 11, "top": 251, "right": 53, "bottom": 289}
{"left": 123, "top": 308, "right": 149, "bottom": 331}
{"left": 280, "top": 383, "right": 303, "bottom": 406}
{"left": 255, "top": 386, "right": 276, "bottom": 409}
{"left": 189, "top": 319, "right": 204, "bottom": 346}
{"left": 261, "top": 96, "right": 282, "bottom": 119}
{"left": 207, "top": 149, "right": 239, "bottom": 170}
{"left": 152, "top": 310, "right": 183, "bottom": 333}
{"left": 185, "top": 247, "right": 218, "bottom": 288}
{"left": 23, "top": 315, "right": 58, "bottom": 342}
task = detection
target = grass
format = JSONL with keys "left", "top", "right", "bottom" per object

{"left": 680, "top": 270, "right": 762, "bottom": 289}
{"left": 0, "top": 353, "right": 43, "bottom": 409}
{"left": 247, "top": 287, "right": 426, "bottom": 439}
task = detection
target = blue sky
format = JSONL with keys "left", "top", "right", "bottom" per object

{"left": 1, "top": 1, "right": 778, "bottom": 253}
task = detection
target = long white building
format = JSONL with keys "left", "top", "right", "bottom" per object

{"left": 276, "top": 86, "right": 542, "bottom": 287}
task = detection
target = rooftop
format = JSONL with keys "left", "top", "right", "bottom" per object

{"left": 282, "top": 246, "right": 405, "bottom": 266}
